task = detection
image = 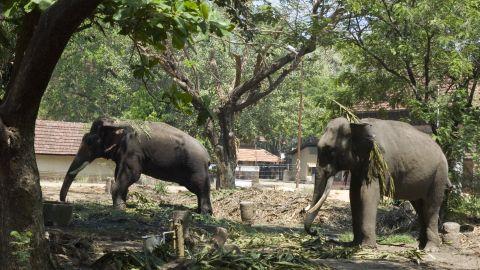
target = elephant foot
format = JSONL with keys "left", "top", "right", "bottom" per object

{"left": 422, "top": 241, "right": 440, "bottom": 253}
{"left": 360, "top": 240, "right": 377, "bottom": 249}
{"left": 114, "top": 201, "right": 127, "bottom": 210}
{"left": 198, "top": 206, "right": 213, "bottom": 215}
{"left": 351, "top": 238, "right": 377, "bottom": 248}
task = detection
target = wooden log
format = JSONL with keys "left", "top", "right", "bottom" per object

{"left": 240, "top": 201, "right": 256, "bottom": 225}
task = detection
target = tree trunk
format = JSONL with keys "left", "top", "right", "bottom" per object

{"left": 206, "top": 109, "right": 237, "bottom": 189}
{"left": 0, "top": 120, "right": 50, "bottom": 269}
{"left": 0, "top": 1, "right": 102, "bottom": 268}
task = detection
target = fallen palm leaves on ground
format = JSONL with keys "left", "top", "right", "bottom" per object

{"left": 49, "top": 187, "right": 429, "bottom": 269}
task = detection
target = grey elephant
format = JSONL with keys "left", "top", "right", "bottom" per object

{"left": 60, "top": 117, "right": 213, "bottom": 214}
{"left": 304, "top": 117, "right": 451, "bottom": 250}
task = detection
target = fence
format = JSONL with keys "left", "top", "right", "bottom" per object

{"left": 235, "top": 164, "right": 350, "bottom": 189}
{"left": 235, "top": 164, "right": 293, "bottom": 181}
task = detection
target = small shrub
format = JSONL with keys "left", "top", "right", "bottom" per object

{"left": 10, "top": 230, "right": 32, "bottom": 268}
{"left": 154, "top": 181, "right": 168, "bottom": 195}
{"left": 447, "top": 191, "right": 480, "bottom": 221}
{"left": 338, "top": 232, "right": 353, "bottom": 242}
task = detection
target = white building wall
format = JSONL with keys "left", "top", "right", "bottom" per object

{"left": 300, "top": 147, "right": 317, "bottom": 182}
{"left": 36, "top": 154, "right": 115, "bottom": 181}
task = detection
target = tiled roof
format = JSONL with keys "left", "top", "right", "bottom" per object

{"left": 237, "top": 148, "right": 281, "bottom": 163}
{"left": 35, "top": 120, "right": 87, "bottom": 155}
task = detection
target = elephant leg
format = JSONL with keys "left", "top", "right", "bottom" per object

{"left": 422, "top": 202, "right": 441, "bottom": 251}
{"left": 410, "top": 199, "right": 427, "bottom": 248}
{"left": 358, "top": 179, "right": 381, "bottom": 247}
{"left": 422, "top": 168, "right": 446, "bottom": 251}
{"left": 350, "top": 172, "right": 379, "bottom": 247}
{"left": 350, "top": 182, "right": 363, "bottom": 245}
{"left": 422, "top": 190, "right": 443, "bottom": 251}
{"left": 185, "top": 171, "right": 213, "bottom": 215}
{"left": 112, "top": 160, "right": 141, "bottom": 210}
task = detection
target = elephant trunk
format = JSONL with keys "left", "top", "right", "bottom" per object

{"left": 60, "top": 154, "right": 90, "bottom": 202}
{"left": 304, "top": 168, "right": 335, "bottom": 235}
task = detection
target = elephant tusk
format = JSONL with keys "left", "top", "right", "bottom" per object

{"left": 306, "top": 176, "right": 334, "bottom": 215}
{"left": 104, "top": 144, "right": 117, "bottom": 153}
{"left": 303, "top": 205, "right": 311, "bottom": 212}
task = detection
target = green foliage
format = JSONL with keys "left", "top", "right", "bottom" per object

{"left": 236, "top": 50, "right": 347, "bottom": 153}
{"left": 129, "top": 191, "right": 159, "bottom": 213}
{"left": 40, "top": 25, "right": 199, "bottom": 134}
{"left": 447, "top": 192, "right": 480, "bottom": 222}
{"left": 153, "top": 181, "right": 168, "bottom": 195}
{"left": 337, "top": 0, "right": 480, "bottom": 179}
{"left": 100, "top": 0, "right": 234, "bottom": 50}
{"left": 409, "top": 93, "right": 480, "bottom": 168}
{"left": 9, "top": 230, "right": 33, "bottom": 268}
{"left": 2, "top": 0, "right": 55, "bottom": 18}
{"left": 338, "top": 232, "right": 353, "bottom": 243}
{"left": 40, "top": 26, "right": 143, "bottom": 121}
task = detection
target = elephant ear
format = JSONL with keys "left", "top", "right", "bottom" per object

{"left": 350, "top": 122, "right": 375, "bottom": 160}
{"left": 97, "top": 122, "right": 127, "bottom": 154}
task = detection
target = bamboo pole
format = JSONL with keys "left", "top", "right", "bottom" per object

{"left": 295, "top": 65, "right": 304, "bottom": 189}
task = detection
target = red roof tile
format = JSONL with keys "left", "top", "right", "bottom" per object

{"left": 237, "top": 148, "right": 280, "bottom": 163}
{"left": 35, "top": 120, "right": 87, "bottom": 156}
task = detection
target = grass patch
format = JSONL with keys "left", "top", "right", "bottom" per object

{"left": 338, "top": 232, "right": 353, "bottom": 242}
{"left": 379, "top": 234, "right": 416, "bottom": 245}
{"left": 153, "top": 181, "right": 168, "bottom": 195}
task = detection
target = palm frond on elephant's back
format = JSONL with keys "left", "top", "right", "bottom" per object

{"left": 331, "top": 99, "right": 395, "bottom": 198}
{"left": 125, "top": 120, "right": 153, "bottom": 139}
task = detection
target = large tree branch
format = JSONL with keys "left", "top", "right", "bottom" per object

{"left": 4, "top": 10, "right": 40, "bottom": 101}
{"left": 228, "top": 0, "right": 332, "bottom": 105}
{"left": 209, "top": 50, "right": 228, "bottom": 103}
{"left": 347, "top": 14, "right": 422, "bottom": 100}
{"left": 135, "top": 44, "right": 207, "bottom": 113}
{"left": 403, "top": 60, "right": 420, "bottom": 100}
{"left": 347, "top": 23, "right": 410, "bottom": 84}
{"left": 0, "top": 0, "right": 103, "bottom": 125}
{"left": 234, "top": 57, "right": 302, "bottom": 112}
{"left": 231, "top": 53, "right": 242, "bottom": 88}
{"left": 183, "top": 46, "right": 200, "bottom": 92}
{"left": 467, "top": 65, "right": 479, "bottom": 107}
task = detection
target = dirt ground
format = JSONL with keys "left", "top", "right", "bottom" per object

{"left": 41, "top": 180, "right": 480, "bottom": 269}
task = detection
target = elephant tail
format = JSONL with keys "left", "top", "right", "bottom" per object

{"left": 446, "top": 177, "right": 453, "bottom": 190}
{"left": 439, "top": 177, "right": 454, "bottom": 224}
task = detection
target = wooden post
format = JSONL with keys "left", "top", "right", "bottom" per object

{"left": 104, "top": 178, "right": 113, "bottom": 194}
{"left": 240, "top": 201, "right": 255, "bottom": 225}
{"left": 172, "top": 210, "right": 190, "bottom": 258}
{"left": 295, "top": 65, "right": 304, "bottom": 189}
{"left": 174, "top": 221, "right": 185, "bottom": 258}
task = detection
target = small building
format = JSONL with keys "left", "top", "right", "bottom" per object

{"left": 285, "top": 137, "right": 318, "bottom": 183}
{"left": 235, "top": 148, "right": 282, "bottom": 180}
{"left": 35, "top": 120, "right": 115, "bottom": 181}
